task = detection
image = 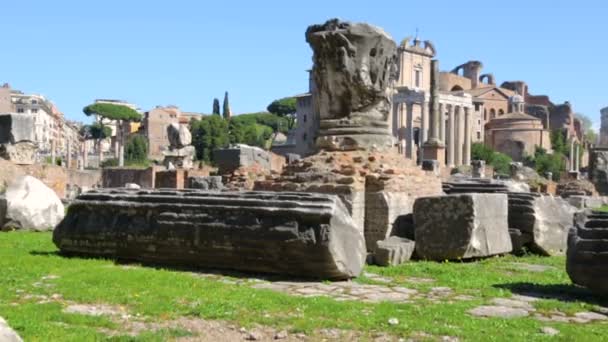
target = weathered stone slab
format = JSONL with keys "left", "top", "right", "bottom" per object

{"left": 374, "top": 236, "right": 415, "bottom": 266}
{"left": 0, "top": 317, "right": 23, "bottom": 342}
{"left": 187, "top": 176, "right": 223, "bottom": 191}
{"left": 53, "top": 189, "right": 366, "bottom": 280}
{"left": 214, "top": 144, "right": 272, "bottom": 174}
{"left": 508, "top": 193, "right": 576, "bottom": 255}
{"left": 566, "top": 210, "right": 608, "bottom": 295}
{"left": 167, "top": 123, "right": 192, "bottom": 148}
{"left": 413, "top": 194, "right": 512, "bottom": 260}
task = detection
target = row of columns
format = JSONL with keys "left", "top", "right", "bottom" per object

{"left": 397, "top": 101, "right": 473, "bottom": 167}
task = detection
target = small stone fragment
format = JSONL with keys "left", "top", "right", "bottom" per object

{"left": 387, "top": 318, "right": 399, "bottom": 325}
{"left": 540, "top": 327, "right": 559, "bottom": 336}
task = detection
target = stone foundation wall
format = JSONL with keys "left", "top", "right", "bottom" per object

{"left": 155, "top": 170, "right": 186, "bottom": 189}
{"left": 102, "top": 167, "right": 156, "bottom": 188}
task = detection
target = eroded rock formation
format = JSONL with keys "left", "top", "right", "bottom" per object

{"left": 53, "top": 189, "right": 366, "bottom": 280}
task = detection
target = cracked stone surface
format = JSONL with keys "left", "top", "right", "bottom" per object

{"left": 468, "top": 305, "right": 530, "bottom": 318}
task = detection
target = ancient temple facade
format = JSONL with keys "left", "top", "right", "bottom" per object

{"left": 392, "top": 38, "right": 478, "bottom": 167}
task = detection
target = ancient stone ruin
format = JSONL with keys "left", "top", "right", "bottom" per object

{"left": 0, "top": 113, "right": 37, "bottom": 165}
{"left": 53, "top": 189, "right": 366, "bottom": 280}
{"left": 305, "top": 19, "right": 397, "bottom": 151}
{"left": 508, "top": 193, "right": 576, "bottom": 255}
{"left": 413, "top": 193, "right": 513, "bottom": 260}
{"left": 162, "top": 123, "right": 195, "bottom": 169}
{"left": 566, "top": 210, "right": 608, "bottom": 296}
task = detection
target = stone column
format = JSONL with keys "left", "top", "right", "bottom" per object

{"left": 570, "top": 140, "right": 575, "bottom": 171}
{"left": 575, "top": 143, "right": 580, "bottom": 172}
{"left": 51, "top": 140, "right": 56, "bottom": 166}
{"left": 439, "top": 103, "right": 445, "bottom": 142}
{"left": 447, "top": 105, "right": 455, "bottom": 167}
{"left": 455, "top": 107, "right": 463, "bottom": 166}
{"left": 118, "top": 122, "right": 125, "bottom": 167}
{"left": 66, "top": 140, "right": 72, "bottom": 169}
{"left": 463, "top": 107, "right": 472, "bottom": 165}
{"left": 406, "top": 102, "right": 414, "bottom": 160}
{"left": 419, "top": 102, "right": 428, "bottom": 160}
{"left": 83, "top": 140, "right": 88, "bottom": 169}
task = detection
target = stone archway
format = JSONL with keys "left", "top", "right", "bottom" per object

{"left": 451, "top": 85, "right": 464, "bottom": 92}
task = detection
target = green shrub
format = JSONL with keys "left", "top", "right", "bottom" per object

{"left": 125, "top": 135, "right": 148, "bottom": 163}
{"left": 471, "top": 142, "right": 512, "bottom": 175}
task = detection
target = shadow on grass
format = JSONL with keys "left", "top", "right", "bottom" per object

{"left": 29, "top": 249, "right": 330, "bottom": 283}
{"left": 494, "top": 282, "right": 608, "bottom": 306}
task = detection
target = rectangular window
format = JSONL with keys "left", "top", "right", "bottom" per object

{"left": 475, "top": 103, "right": 480, "bottom": 111}
{"left": 477, "top": 132, "right": 481, "bottom": 140}
{"left": 415, "top": 70, "right": 421, "bottom": 88}
{"left": 303, "top": 114, "right": 307, "bottom": 123}
{"left": 17, "top": 108, "right": 24, "bottom": 113}
{"left": 31, "top": 109, "right": 38, "bottom": 113}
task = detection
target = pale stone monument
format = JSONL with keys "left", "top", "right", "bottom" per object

{"left": 162, "top": 123, "right": 195, "bottom": 169}
{"left": 305, "top": 19, "right": 398, "bottom": 151}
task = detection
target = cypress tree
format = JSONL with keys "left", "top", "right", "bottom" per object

{"left": 212, "top": 98, "right": 220, "bottom": 115}
{"left": 222, "top": 91, "right": 231, "bottom": 119}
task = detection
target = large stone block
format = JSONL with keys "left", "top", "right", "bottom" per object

{"left": 53, "top": 189, "right": 366, "bottom": 280}
{"left": 214, "top": 144, "right": 272, "bottom": 174}
{"left": 508, "top": 193, "right": 576, "bottom": 255}
{"left": 413, "top": 194, "right": 512, "bottom": 260}
{"left": 364, "top": 191, "right": 412, "bottom": 251}
{"left": 374, "top": 236, "right": 415, "bottom": 266}
{"left": 3, "top": 175, "right": 64, "bottom": 231}
{"left": 0, "top": 114, "right": 35, "bottom": 144}
{"left": 187, "top": 176, "right": 223, "bottom": 191}
{"left": 566, "top": 210, "right": 608, "bottom": 296}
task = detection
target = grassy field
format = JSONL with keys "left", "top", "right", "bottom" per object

{"left": 1, "top": 232, "right": 608, "bottom": 341}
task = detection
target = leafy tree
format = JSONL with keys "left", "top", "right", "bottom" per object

{"left": 267, "top": 97, "right": 297, "bottom": 129}
{"left": 550, "top": 130, "right": 568, "bottom": 155}
{"left": 125, "top": 134, "right": 149, "bottom": 164}
{"left": 82, "top": 103, "right": 142, "bottom": 167}
{"left": 230, "top": 112, "right": 290, "bottom": 134}
{"left": 80, "top": 122, "right": 112, "bottom": 166}
{"left": 575, "top": 113, "right": 598, "bottom": 144}
{"left": 471, "top": 142, "right": 512, "bottom": 175}
{"left": 190, "top": 115, "right": 229, "bottom": 163}
{"left": 222, "top": 91, "right": 231, "bottom": 119}
{"left": 212, "top": 98, "right": 220, "bottom": 115}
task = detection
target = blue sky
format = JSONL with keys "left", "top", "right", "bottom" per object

{"left": 1, "top": 0, "right": 606, "bottom": 127}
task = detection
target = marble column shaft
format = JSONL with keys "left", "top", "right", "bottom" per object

{"left": 406, "top": 103, "right": 414, "bottom": 160}
{"left": 464, "top": 107, "right": 472, "bottom": 166}
{"left": 447, "top": 105, "right": 455, "bottom": 167}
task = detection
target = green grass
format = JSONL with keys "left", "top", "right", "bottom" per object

{"left": 595, "top": 205, "right": 608, "bottom": 212}
{"left": 1, "top": 232, "right": 608, "bottom": 341}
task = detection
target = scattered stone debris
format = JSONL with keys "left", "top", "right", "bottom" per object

{"left": 387, "top": 318, "right": 399, "bottom": 325}
{"left": 540, "top": 326, "right": 559, "bottom": 336}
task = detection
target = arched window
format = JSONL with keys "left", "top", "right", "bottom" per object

{"left": 451, "top": 85, "right": 464, "bottom": 92}
{"left": 498, "top": 109, "right": 505, "bottom": 115}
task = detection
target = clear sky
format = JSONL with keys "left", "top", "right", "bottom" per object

{"left": 1, "top": 0, "right": 606, "bottom": 127}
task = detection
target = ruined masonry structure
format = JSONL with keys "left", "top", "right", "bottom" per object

{"left": 567, "top": 210, "right": 608, "bottom": 296}
{"left": 53, "top": 189, "right": 366, "bottom": 280}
